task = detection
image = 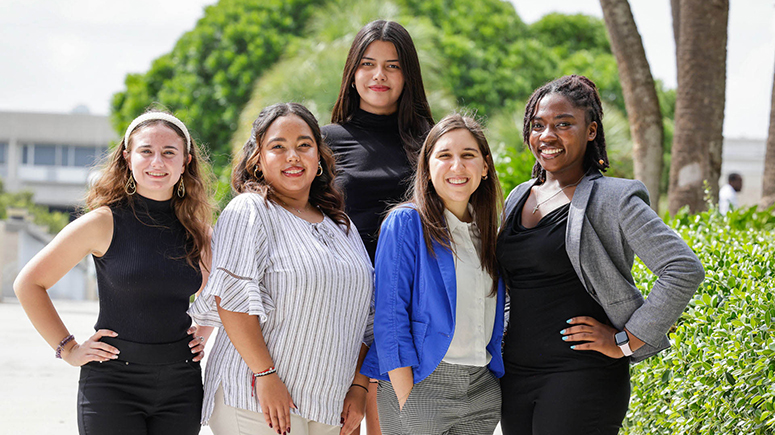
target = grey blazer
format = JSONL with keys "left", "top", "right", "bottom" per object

{"left": 504, "top": 170, "right": 705, "bottom": 362}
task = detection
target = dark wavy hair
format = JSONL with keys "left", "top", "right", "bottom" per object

{"left": 404, "top": 113, "right": 502, "bottom": 296}
{"left": 330, "top": 20, "right": 434, "bottom": 163}
{"left": 523, "top": 75, "right": 609, "bottom": 182}
{"left": 86, "top": 109, "right": 216, "bottom": 270}
{"left": 232, "top": 102, "right": 350, "bottom": 231}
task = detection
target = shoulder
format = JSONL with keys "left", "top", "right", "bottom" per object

{"left": 381, "top": 205, "right": 421, "bottom": 235}
{"left": 504, "top": 179, "right": 536, "bottom": 216}
{"left": 321, "top": 123, "right": 350, "bottom": 143}
{"left": 591, "top": 176, "right": 649, "bottom": 205}
{"left": 219, "top": 193, "right": 271, "bottom": 226}
{"left": 60, "top": 206, "right": 114, "bottom": 256}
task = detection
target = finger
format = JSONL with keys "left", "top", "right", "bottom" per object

{"left": 192, "top": 350, "right": 205, "bottom": 362}
{"left": 91, "top": 342, "right": 121, "bottom": 355}
{"left": 187, "top": 326, "right": 197, "bottom": 335}
{"left": 262, "top": 410, "right": 273, "bottom": 428}
{"left": 93, "top": 329, "right": 118, "bottom": 339}
{"left": 269, "top": 409, "right": 281, "bottom": 434}
{"left": 280, "top": 403, "right": 291, "bottom": 434}
{"left": 89, "top": 349, "right": 120, "bottom": 360}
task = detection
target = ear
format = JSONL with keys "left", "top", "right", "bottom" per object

{"left": 587, "top": 121, "right": 598, "bottom": 142}
{"left": 122, "top": 149, "right": 131, "bottom": 170}
{"left": 183, "top": 154, "right": 192, "bottom": 172}
{"left": 482, "top": 162, "right": 489, "bottom": 179}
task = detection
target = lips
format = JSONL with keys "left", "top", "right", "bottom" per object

{"left": 146, "top": 171, "right": 168, "bottom": 178}
{"left": 282, "top": 167, "right": 305, "bottom": 177}
{"left": 447, "top": 177, "right": 469, "bottom": 185}
{"left": 369, "top": 85, "right": 390, "bottom": 92}
{"left": 539, "top": 147, "right": 564, "bottom": 158}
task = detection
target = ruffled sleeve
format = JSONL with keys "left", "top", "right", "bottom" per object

{"left": 188, "top": 194, "right": 274, "bottom": 326}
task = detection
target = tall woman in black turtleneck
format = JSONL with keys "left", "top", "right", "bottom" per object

{"left": 322, "top": 19, "right": 434, "bottom": 434}
{"left": 14, "top": 111, "right": 216, "bottom": 435}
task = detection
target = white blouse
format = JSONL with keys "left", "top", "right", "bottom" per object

{"left": 188, "top": 193, "right": 374, "bottom": 426}
{"left": 441, "top": 208, "right": 496, "bottom": 367}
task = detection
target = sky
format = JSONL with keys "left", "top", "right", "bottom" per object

{"left": 1, "top": 0, "right": 773, "bottom": 140}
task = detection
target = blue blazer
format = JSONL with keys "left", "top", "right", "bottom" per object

{"left": 360, "top": 206, "right": 506, "bottom": 383}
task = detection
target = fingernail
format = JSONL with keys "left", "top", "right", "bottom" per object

{"left": 341, "top": 418, "right": 345, "bottom": 424}
{"left": 287, "top": 427, "right": 291, "bottom": 433}
{"left": 566, "top": 319, "right": 573, "bottom": 324}
{"left": 269, "top": 423, "right": 272, "bottom": 428}
{"left": 559, "top": 329, "right": 566, "bottom": 334}
{"left": 570, "top": 345, "right": 576, "bottom": 349}
{"left": 562, "top": 336, "right": 568, "bottom": 341}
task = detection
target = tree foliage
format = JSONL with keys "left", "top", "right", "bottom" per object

{"left": 111, "top": 0, "right": 324, "bottom": 167}
{"left": 0, "top": 180, "right": 70, "bottom": 234}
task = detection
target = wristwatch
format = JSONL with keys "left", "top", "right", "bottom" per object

{"left": 615, "top": 331, "right": 633, "bottom": 357}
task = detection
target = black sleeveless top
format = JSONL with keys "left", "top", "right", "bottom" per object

{"left": 322, "top": 109, "right": 413, "bottom": 261}
{"left": 497, "top": 188, "right": 623, "bottom": 372}
{"left": 93, "top": 194, "right": 202, "bottom": 344}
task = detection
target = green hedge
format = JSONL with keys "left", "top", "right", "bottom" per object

{"left": 624, "top": 205, "right": 775, "bottom": 434}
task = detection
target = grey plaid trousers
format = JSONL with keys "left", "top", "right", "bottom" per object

{"left": 377, "top": 361, "right": 501, "bottom": 435}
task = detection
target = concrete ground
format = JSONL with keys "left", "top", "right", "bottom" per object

{"left": 1, "top": 299, "right": 502, "bottom": 434}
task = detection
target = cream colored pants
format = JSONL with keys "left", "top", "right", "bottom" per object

{"left": 208, "top": 386, "right": 341, "bottom": 435}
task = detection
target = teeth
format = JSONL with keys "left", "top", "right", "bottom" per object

{"left": 148, "top": 172, "right": 166, "bottom": 176}
{"left": 448, "top": 178, "right": 468, "bottom": 185}
{"left": 284, "top": 169, "right": 303, "bottom": 174}
{"left": 542, "top": 148, "right": 562, "bottom": 155}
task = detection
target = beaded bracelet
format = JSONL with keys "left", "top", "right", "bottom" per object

{"left": 55, "top": 334, "right": 75, "bottom": 359}
{"left": 251, "top": 366, "right": 277, "bottom": 397}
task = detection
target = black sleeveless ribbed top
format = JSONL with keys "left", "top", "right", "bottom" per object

{"left": 93, "top": 194, "right": 202, "bottom": 344}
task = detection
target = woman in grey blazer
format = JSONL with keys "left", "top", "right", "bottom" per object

{"left": 497, "top": 75, "right": 704, "bottom": 435}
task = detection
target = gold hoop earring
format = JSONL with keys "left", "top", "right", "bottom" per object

{"left": 177, "top": 178, "right": 186, "bottom": 198}
{"left": 125, "top": 174, "right": 137, "bottom": 195}
{"left": 317, "top": 162, "right": 323, "bottom": 177}
{"left": 482, "top": 174, "right": 488, "bottom": 180}
{"left": 351, "top": 82, "right": 355, "bottom": 88}
{"left": 253, "top": 165, "right": 262, "bottom": 180}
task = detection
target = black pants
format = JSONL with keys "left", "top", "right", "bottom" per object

{"left": 500, "top": 362, "right": 630, "bottom": 435}
{"left": 77, "top": 350, "right": 203, "bottom": 434}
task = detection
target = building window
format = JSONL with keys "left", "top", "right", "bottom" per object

{"left": 33, "top": 144, "right": 57, "bottom": 166}
{"left": 0, "top": 143, "right": 7, "bottom": 164}
{"left": 73, "top": 147, "right": 97, "bottom": 167}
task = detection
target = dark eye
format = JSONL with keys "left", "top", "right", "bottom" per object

{"left": 388, "top": 64, "right": 401, "bottom": 69}
{"left": 532, "top": 123, "right": 544, "bottom": 131}
{"left": 361, "top": 61, "right": 373, "bottom": 67}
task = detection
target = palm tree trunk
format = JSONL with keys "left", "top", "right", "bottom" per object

{"left": 600, "top": 0, "right": 663, "bottom": 211}
{"left": 668, "top": 0, "right": 729, "bottom": 214}
{"left": 760, "top": 64, "right": 775, "bottom": 210}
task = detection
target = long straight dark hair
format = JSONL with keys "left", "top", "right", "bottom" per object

{"left": 402, "top": 113, "right": 502, "bottom": 296}
{"left": 330, "top": 20, "right": 434, "bottom": 163}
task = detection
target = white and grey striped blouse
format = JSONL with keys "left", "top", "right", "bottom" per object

{"left": 188, "top": 193, "right": 374, "bottom": 426}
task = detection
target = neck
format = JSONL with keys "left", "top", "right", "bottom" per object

{"left": 445, "top": 201, "right": 472, "bottom": 223}
{"left": 544, "top": 167, "right": 586, "bottom": 188}
{"left": 274, "top": 192, "right": 310, "bottom": 211}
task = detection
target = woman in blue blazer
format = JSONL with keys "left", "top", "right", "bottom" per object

{"left": 497, "top": 75, "right": 704, "bottom": 434}
{"left": 361, "top": 114, "right": 505, "bottom": 435}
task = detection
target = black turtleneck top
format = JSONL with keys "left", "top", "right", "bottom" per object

{"left": 322, "top": 109, "right": 414, "bottom": 261}
{"left": 93, "top": 194, "right": 202, "bottom": 344}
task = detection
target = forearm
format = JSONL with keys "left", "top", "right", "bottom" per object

{"left": 352, "top": 344, "right": 370, "bottom": 387}
{"left": 15, "top": 281, "right": 74, "bottom": 352}
{"left": 387, "top": 366, "right": 414, "bottom": 403}
{"left": 215, "top": 296, "right": 274, "bottom": 372}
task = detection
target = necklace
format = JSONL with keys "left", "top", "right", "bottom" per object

{"left": 279, "top": 199, "right": 308, "bottom": 215}
{"left": 532, "top": 174, "right": 585, "bottom": 214}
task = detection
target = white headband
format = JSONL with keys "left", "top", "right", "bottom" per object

{"left": 123, "top": 112, "right": 192, "bottom": 152}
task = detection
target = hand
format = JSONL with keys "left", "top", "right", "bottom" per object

{"left": 254, "top": 373, "right": 296, "bottom": 435}
{"left": 62, "top": 329, "right": 120, "bottom": 367}
{"left": 340, "top": 384, "right": 368, "bottom": 434}
{"left": 397, "top": 385, "right": 413, "bottom": 411}
{"left": 187, "top": 326, "right": 206, "bottom": 362}
{"left": 561, "top": 316, "right": 624, "bottom": 359}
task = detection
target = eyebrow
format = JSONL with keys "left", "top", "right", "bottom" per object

{"left": 532, "top": 113, "right": 576, "bottom": 121}
{"left": 435, "top": 147, "right": 480, "bottom": 153}
{"left": 362, "top": 56, "right": 400, "bottom": 62}
{"left": 136, "top": 144, "right": 181, "bottom": 150}
{"left": 267, "top": 135, "right": 315, "bottom": 143}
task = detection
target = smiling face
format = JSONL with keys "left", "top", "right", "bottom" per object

{"left": 529, "top": 93, "right": 597, "bottom": 180}
{"left": 354, "top": 40, "right": 405, "bottom": 115}
{"left": 428, "top": 128, "right": 488, "bottom": 220}
{"left": 257, "top": 114, "right": 319, "bottom": 202}
{"left": 123, "top": 123, "right": 189, "bottom": 201}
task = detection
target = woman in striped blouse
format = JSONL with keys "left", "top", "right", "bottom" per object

{"left": 189, "top": 103, "right": 374, "bottom": 435}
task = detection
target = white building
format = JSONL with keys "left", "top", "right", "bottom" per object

{"left": 720, "top": 137, "right": 767, "bottom": 207}
{"left": 0, "top": 111, "right": 116, "bottom": 300}
{"left": 0, "top": 110, "right": 117, "bottom": 212}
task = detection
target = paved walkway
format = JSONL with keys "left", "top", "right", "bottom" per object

{"left": 0, "top": 299, "right": 502, "bottom": 434}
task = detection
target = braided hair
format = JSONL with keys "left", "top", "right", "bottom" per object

{"left": 522, "top": 75, "right": 609, "bottom": 182}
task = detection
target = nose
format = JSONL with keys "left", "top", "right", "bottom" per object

{"left": 450, "top": 156, "right": 464, "bottom": 171}
{"left": 539, "top": 125, "right": 557, "bottom": 141}
{"left": 286, "top": 148, "right": 300, "bottom": 162}
{"left": 151, "top": 151, "right": 164, "bottom": 166}
{"left": 373, "top": 66, "right": 386, "bottom": 81}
